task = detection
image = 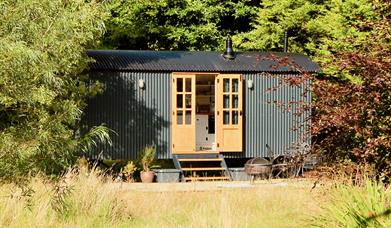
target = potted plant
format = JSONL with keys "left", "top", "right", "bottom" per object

{"left": 122, "top": 161, "right": 137, "bottom": 182}
{"left": 140, "top": 146, "right": 156, "bottom": 183}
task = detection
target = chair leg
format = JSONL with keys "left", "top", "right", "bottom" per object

{"left": 250, "top": 175, "right": 255, "bottom": 184}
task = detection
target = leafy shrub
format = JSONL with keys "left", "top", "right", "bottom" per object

{"left": 122, "top": 161, "right": 137, "bottom": 182}
{"left": 0, "top": 0, "right": 109, "bottom": 182}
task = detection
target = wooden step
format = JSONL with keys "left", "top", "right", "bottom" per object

{"left": 184, "top": 176, "right": 230, "bottom": 181}
{"left": 175, "top": 151, "right": 219, "bottom": 154}
{"left": 178, "top": 158, "right": 223, "bottom": 162}
{"left": 182, "top": 167, "right": 226, "bottom": 171}
{"left": 194, "top": 151, "right": 219, "bottom": 154}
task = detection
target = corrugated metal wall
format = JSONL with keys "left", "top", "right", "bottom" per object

{"left": 83, "top": 71, "right": 171, "bottom": 160}
{"left": 84, "top": 71, "right": 310, "bottom": 160}
{"left": 234, "top": 73, "right": 310, "bottom": 158}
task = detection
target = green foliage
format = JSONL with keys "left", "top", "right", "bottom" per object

{"left": 234, "top": 0, "right": 390, "bottom": 178}
{"left": 313, "top": 180, "right": 391, "bottom": 227}
{"left": 139, "top": 146, "right": 156, "bottom": 172}
{"left": 103, "top": 0, "right": 260, "bottom": 50}
{"left": 234, "top": 0, "right": 378, "bottom": 79}
{"left": 78, "top": 125, "right": 112, "bottom": 155}
{"left": 311, "top": 0, "right": 391, "bottom": 179}
{"left": 0, "top": 0, "right": 108, "bottom": 182}
{"left": 122, "top": 161, "right": 137, "bottom": 182}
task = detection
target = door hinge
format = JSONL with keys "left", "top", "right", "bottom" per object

{"left": 217, "top": 111, "right": 219, "bottom": 115}
{"left": 173, "top": 144, "right": 175, "bottom": 148}
{"left": 217, "top": 79, "right": 219, "bottom": 83}
{"left": 173, "top": 111, "right": 175, "bottom": 115}
{"left": 217, "top": 143, "right": 220, "bottom": 148}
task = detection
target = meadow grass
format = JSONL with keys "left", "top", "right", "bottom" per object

{"left": 0, "top": 171, "right": 323, "bottom": 228}
{"left": 119, "top": 184, "right": 322, "bottom": 227}
{"left": 0, "top": 171, "right": 131, "bottom": 228}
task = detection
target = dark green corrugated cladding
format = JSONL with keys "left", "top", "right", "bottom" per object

{"left": 83, "top": 50, "right": 319, "bottom": 160}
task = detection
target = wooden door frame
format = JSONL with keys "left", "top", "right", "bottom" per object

{"left": 171, "top": 73, "right": 196, "bottom": 154}
{"left": 171, "top": 72, "right": 243, "bottom": 154}
{"left": 216, "top": 74, "right": 243, "bottom": 152}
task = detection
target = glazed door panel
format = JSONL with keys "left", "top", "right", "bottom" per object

{"left": 216, "top": 74, "right": 243, "bottom": 152}
{"left": 172, "top": 73, "right": 196, "bottom": 153}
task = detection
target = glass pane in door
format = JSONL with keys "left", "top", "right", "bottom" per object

{"left": 177, "top": 110, "right": 183, "bottom": 125}
{"left": 223, "top": 95, "right": 230, "bottom": 108}
{"left": 232, "top": 79, "right": 238, "bottom": 92}
{"left": 223, "top": 79, "right": 230, "bottom": 92}
{"left": 232, "top": 111, "right": 238, "bottom": 125}
{"left": 223, "top": 111, "right": 230, "bottom": 125}
{"left": 185, "top": 94, "right": 192, "bottom": 108}
{"left": 177, "top": 94, "right": 183, "bottom": 108}
{"left": 232, "top": 95, "right": 238, "bottom": 109}
{"left": 185, "top": 78, "right": 192, "bottom": 92}
{"left": 177, "top": 78, "right": 183, "bottom": 92}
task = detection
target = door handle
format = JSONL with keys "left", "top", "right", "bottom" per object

{"left": 240, "top": 110, "right": 242, "bottom": 116}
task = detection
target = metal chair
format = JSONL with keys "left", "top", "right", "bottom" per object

{"left": 266, "top": 144, "right": 291, "bottom": 178}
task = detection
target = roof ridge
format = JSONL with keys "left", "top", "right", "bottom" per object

{"left": 86, "top": 50, "right": 319, "bottom": 73}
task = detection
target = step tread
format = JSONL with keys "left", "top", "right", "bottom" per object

{"left": 184, "top": 176, "right": 230, "bottom": 181}
{"left": 178, "top": 158, "right": 223, "bottom": 162}
{"left": 174, "top": 151, "right": 219, "bottom": 155}
{"left": 182, "top": 167, "right": 226, "bottom": 171}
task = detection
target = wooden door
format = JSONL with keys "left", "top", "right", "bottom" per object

{"left": 172, "top": 73, "right": 196, "bottom": 153}
{"left": 216, "top": 74, "right": 243, "bottom": 152}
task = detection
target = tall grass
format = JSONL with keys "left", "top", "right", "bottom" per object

{"left": 0, "top": 170, "right": 131, "bottom": 227}
{"left": 0, "top": 170, "right": 321, "bottom": 227}
{"left": 313, "top": 179, "right": 391, "bottom": 227}
{"left": 117, "top": 184, "right": 321, "bottom": 227}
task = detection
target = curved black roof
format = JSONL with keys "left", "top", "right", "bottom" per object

{"left": 86, "top": 50, "right": 319, "bottom": 73}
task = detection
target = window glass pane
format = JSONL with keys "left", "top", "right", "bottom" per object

{"left": 223, "top": 79, "right": 230, "bottom": 92}
{"left": 177, "top": 111, "right": 183, "bottom": 125}
{"left": 177, "top": 78, "right": 183, "bottom": 92}
{"left": 232, "top": 111, "right": 238, "bottom": 125}
{"left": 223, "top": 111, "right": 230, "bottom": 125}
{"left": 185, "top": 110, "right": 192, "bottom": 125}
{"left": 185, "top": 94, "right": 192, "bottom": 108}
{"left": 232, "top": 95, "right": 238, "bottom": 109}
{"left": 232, "top": 79, "right": 238, "bottom": 92}
{"left": 176, "top": 94, "right": 183, "bottom": 108}
{"left": 185, "top": 78, "right": 192, "bottom": 92}
{"left": 223, "top": 95, "right": 230, "bottom": 109}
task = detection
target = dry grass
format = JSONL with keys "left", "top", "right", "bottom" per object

{"left": 0, "top": 171, "right": 130, "bottom": 228}
{"left": 120, "top": 185, "right": 322, "bottom": 228}
{"left": 0, "top": 171, "right": 324, "bottom": 228}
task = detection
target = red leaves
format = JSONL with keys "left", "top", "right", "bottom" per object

{"left": 311, "top": 16, "right": 391, "bottom": 175}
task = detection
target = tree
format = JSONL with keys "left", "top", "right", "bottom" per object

{"left": 234, "top": 0, "right": 377, "bottom": 81}
{"left": 103, "top": 0, "right": 260, "bottom": 50}
{"left": 311, "top": 0, "right": 391, "bottom": 178}
{"left": 238, "top": 0, "right": 390, "bottom": 178}
{"left": 0, "top": 0, "right": 108, "bottom": 182}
